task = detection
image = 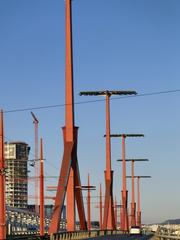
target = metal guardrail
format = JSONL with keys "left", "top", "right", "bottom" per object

{"left": 50, "top": 230, "right": 126, "bottom": 240}
{"left": 7, "top": 230, "right": 154, "bottom": 240}
{"left": 155, "top": 234, "right": 180, "bottom": 240}
{"left": 7, "top": 234, "right": 46, "bottom": 240}
{"left": 155, "top": 226, "right": 180, "bottom": 240}
{"left": 6, "top": 230, "right": 126, "bottom": 240}
{"left": 7, "top": 233, "right": 46, "bottom": 240}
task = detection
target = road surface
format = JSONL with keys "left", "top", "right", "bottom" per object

{"left": 85, "top": 234, "right": 154, "bottom": 239}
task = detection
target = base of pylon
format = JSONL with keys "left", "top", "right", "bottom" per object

{"left": 102, "top": 170, "right": 116, "bottom": 230}
{"left": 48, "top": 126, "right": 87, "bottom": 234}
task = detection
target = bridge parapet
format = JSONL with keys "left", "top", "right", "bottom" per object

{"left": 155, "top": 226, "right": 180, "bottom": 239}
{"left": 50, "top": 230, "right": 124, "bottom": 240}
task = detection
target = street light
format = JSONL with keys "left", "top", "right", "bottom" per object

{"left": 126, "top": 175, "right": 151, "bottom": 227}
{"left": 110, "top": 133, "right": 144, "bottom": 231}
{"left": 117, "top": 159, "right": 148, "bottom": 226}
{"left": 80, "top": 90, "right": 137, "bottom": 230}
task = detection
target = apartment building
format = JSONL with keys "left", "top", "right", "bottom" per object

{"left": 5, "top": 142, "right": 30, "bottom": 209}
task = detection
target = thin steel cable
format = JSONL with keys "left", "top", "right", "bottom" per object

{"left": 3, "top": 89, "right": 180, "bottom": 114}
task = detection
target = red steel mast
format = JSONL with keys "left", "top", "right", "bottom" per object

{"left": 48, "top": 0, "right": 86, "bottom": 233}
{"left": 137, "top": 176, "right": 141, "bottom": 227}
{"left": 87, "top": 174, "right": 91, "bottom": 231}
{"left": 110, "top": 133, "right": 143, "bottom": 231}
{"left": 117, "top": 158, "right": 148, "bottom": 227}
{"left": 99, "top": 183, "right": 103, "bottom": 230}
{"left": 40, "top": 138, "right": 44, "bottom": 237}
{"left": 80, "top": 90, "right": 137, "bottom": 230}
{"left": 126, "top": 175, "right": 151, "bottom": 227}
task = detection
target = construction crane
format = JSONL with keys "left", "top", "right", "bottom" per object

{"left": 31, "top": 112, "right": 39, "bottom": 215}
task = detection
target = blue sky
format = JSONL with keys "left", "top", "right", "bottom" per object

{"left": 0, "top": 0, "right": 180, "bottom": 224}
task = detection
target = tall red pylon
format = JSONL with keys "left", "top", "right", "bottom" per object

{"left": 110, "top": 133, "right": 143, "bottom": 231}
{"left": 80, "top": 90, "right": 136, "bottom": 230}
{"left": 136, "top": 176, "right": 151, "bottom": 227}
{"left": 99, "top": 183, "right": 103, "bottom": 230}
{"left": 131, "top": 160, "right": 136, "bottom": 227}
{"left": 114, "top": 197, "right": 117, "bottom": 226}
{"left": 48, "top": 0, "right": 86, "bottom": 233}
{"left": 103, "top": 92, "right": 115, "bottom": 230}
{"left": 87, "top": 174, "right": 91, "bottom": 231}
{"left": 0, "top": 110, "right": 6, "bottom": 240}
{"left": 121, "top": 135, "right": 128, "bottom": 231}
{"left": 40, "top": 138, "right": 44, "bottom": 238}
{"left": 126, "top": 175, "right": 151, "bottom": 228}
{"left": 137, "top": 176, "right": 141, "bottom": 227}
{"left": 117, "top": 158, "right": 148, "bottom": 227}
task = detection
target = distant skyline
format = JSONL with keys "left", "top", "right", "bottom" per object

{"left": 1, "top": 0, "right": 180, "bottom": 224}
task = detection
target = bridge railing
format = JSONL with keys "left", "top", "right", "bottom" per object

{"left": 155, "top": 226, "right": 180, "bottom": 240}
{"left": 50, "top": 230, "right": 125, "bottom": 240}
{"left": 155, "top": 233, "right": 180, "bottom": 239}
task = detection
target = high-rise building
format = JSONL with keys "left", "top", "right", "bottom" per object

{"left": 4, "top": 142, "right": 30, "bottom": 209}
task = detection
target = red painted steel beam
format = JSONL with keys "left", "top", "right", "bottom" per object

{"left": 87, "top": 174, "right": 91, "bottom": 231}
{"left": 117, "top": 159, "right": 148, "bottom": 227}
{"left": 74, "top": 151, "right": 87, "bottom": 231}
{"left": 99, "top": 183, "right": 103, "bottom": 230}
{"left": 67, "top": 166, "right": 75, "bottom": 231}
{"left": 66, "top": 12, "right": 77, "bottom": 230}
{"left": 136, "top": 176, "right": 151, "bottom": 227}
{"left": 106, "top": 94, "right": 111, "bottom": 179}
{"left": 31, "top": 112, "right": 39, "bottom": 215}
{"left": 80, "top": 90, "right": 137, "bottom": 231}
{"left": 131, "top": 160, "right": 136, "bottom": 227}
{"left": 76, "top": 182, "right": 96, "bottom": 230}
{"left": 64, "top": 0, "right": 75, "bottom": 229}
{"left": 111, "top": 134, "right": 144, "bottom": 231}
{"left": 103, "top": 93, "right": 115, "bottom": 230}
{"left": 114, "top": 197, "right": 117, "bottom": 226}
{"left": 48, "top": 0, "right": 87, "bottom": 233}
{"left": 121, "top": 135, "right": 128, "bottom": 231}
{"left": 0, "top": 110, "right": 6, "bottom": 240}
{"left": 49, "top": 129, "right": 86, "bottom": 233}
{"left": 126, "top": 175, "right": 151, "bottom": 227}
{"left": 40, "top": 138, "right": 44, "bottom": 237}
{"left": 137, "top": 176, "right": 141, "bottom": 227}
{"left": 65, "top": 0, "right": 74, "bottom": 142}
{"left": 120, "top": 204, "right": 123, "bottom": 230}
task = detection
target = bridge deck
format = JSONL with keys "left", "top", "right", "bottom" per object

{"left": 85, "top": 234, "right": 154, "bottom": 240}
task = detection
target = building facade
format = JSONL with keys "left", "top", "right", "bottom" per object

{"left": 27, "top": 204, "right": 66, "bottom": 219}
{"left": 5, "top": 142, "right": 30, "bottom": 209}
